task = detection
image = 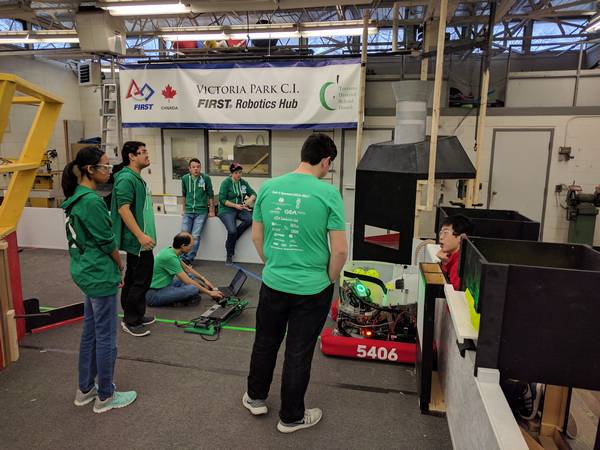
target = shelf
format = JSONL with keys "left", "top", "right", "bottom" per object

{"left": 444, "top": 284, "right": 479, "bottom": 344}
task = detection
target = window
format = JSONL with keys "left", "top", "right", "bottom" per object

{"left": 207, "top": 130, "right": 271, "bottom": 177}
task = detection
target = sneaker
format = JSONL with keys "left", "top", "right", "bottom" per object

{"left": 242, "top": 392, "right": 268, "bottom": 415}
{"left": 142, "top": 316, "right": 156, "bottom": 325}
{"left": 277, "top": 408, "right": 323, "bottom": 433}
{"left": 121, "top": 322, "right": 151, "bottom": 337}
{"left": 93, "top": 390, "right": 137, "bottom": 414}
{"left": 74, "top": 386, "right": 97, "bottom": 406}
{"left": 225, "top": 256, "right": 233, "bottom": 266}
{"left": 518, "top": 383, "right": 543, "bottom": 420}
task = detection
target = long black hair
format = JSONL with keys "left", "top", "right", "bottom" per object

{"left": 61, "top": 146, "right": 105, "bottom": 198}
{"left": 112, "top": 141, "right": 146, "bottom": 175}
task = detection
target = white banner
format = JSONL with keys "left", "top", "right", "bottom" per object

{"left": 119, "top": 59, "right": 360, "bottom": 129}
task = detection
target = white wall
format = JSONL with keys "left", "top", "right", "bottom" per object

{"left": 0, "top": 56, "right": 83, "bottom": 189}
{"left": 360, "top": 113, "right": 600, "bottom": 245}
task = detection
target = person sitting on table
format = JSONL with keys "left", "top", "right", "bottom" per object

{"left": 436, "top": 214, "right": 474, "bottom": 291}
{"left": 218, "top": 162, "right": 257, "bottom": 265}
{"left": 145, "top": 232, "right": 224, "bottom": 307}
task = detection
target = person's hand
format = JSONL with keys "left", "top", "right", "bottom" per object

{"left": 437, "top": 249, "right": 450, "bottom": 263}
{"left": 138, "top": 234, "right": 154, "bottom": 250}
{"left": 209, "top": 290, "right": 224, "bottom": 300}
{"left": 208, "top": 207, "right": 215, "bottom": 217}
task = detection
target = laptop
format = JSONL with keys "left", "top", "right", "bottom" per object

{"left": 218, "top": 269, "right": 248, "bottom": 297}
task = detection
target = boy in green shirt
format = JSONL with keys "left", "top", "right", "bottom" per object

{"left": 111, "top": 141, "right": 156, "bottom": 337}
{"left": 180, "top": 158, "right": 214, "bottom": 265}
{"left": 218, "top": 162, "right": 256, "bottom": 265}
{"left": 243, "top": 134, "right": 348, "bottom": 433}
{"left": 145, "top": 232, "right": 224, "bottom": 307}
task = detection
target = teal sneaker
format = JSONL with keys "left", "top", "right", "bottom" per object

{"left": 93, "top": 390, "right": 137, "bottom": 414}
{"left": 74, "top": 386, "right": 97, "bottom": 406}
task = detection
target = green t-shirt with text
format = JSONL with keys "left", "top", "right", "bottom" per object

{"left": 150, "top": 247, "right": 183, "bottom": 289}
{"left": 253, "top": 173, "right": 346, "bottom": 295}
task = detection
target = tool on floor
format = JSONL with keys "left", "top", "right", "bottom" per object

{"left": 182, "top": 297, "right": 248, "bottom": 339}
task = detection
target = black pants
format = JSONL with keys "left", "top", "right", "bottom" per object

{"left": 121, "top": 250, "right": 154, "bottom": 326}
{"left": 247, "top": 282, "right": 334, "bottom": 423}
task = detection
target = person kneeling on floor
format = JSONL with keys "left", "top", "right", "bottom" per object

{"left": 146, "top": 232, "right": 225, "bottom": 307}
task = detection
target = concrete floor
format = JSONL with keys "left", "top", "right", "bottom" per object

{"left": 0, "top": 248, "right": 452, "bottom": 450}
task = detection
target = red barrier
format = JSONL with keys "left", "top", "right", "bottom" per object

{"left": 6, "top": 232, "right": 25, "bottom": 339}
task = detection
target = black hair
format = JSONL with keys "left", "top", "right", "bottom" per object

{"left": 189, "top": 158, "right": 201, "bottom": 166}
{"left": 172, "top": 232, "right": 192, "bottom": 249}
{"left": 301, "top": 133, "right": 337, "bottom": 165}
{"left": 113, "top": 141, "right": 146, "bottom": 174}
{"left": 440, "top": 214, "right": 474, "bottom": 236}
{"left": 61, "top": 146, "right": 105, "bottom": 198}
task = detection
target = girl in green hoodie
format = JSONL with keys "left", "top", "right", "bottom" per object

{"left": 61, "top": 147, "right": 137, "bottom": 414}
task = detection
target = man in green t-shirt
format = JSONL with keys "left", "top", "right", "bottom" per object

{"left": 242, "top": 134, "right": 348, "bottom": 434}
{"left": 146, "top": 232, "right": 224, "bottom": 307}
{"left": 181, "top": 158, "right": 214, "bottom": 265}
{"left": 218, "top": 162, "right": 256, "bottom": 265}
{"left": 111, "top": 141, "right": 156, "bottom": 337}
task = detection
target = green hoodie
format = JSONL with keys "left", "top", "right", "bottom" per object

{"left": 182, "top": 173, "right": 214, "bottom": 213}
{"left": 111, "top": 166, "right": 156, "bottom": 255}
{"left": 218, "top": 177, "right": 256, "bottom": 215}
{"left": 62, "top": 185, "right": 120, "bottom": 297}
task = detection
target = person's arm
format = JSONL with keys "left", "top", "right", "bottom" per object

{"left": 206, "top": 176, "right": 215, "bottom": 217}
{"left": 328, "top": 230, "right": 348, "bottom": 283}
{"left": 176, "top": 271, "right": 223, "bottom": 299}
{"left": 118, "top": 204, "right": 154, "bottom": 250}
{"left": 181, "top": 176, "right": 187, "bottom": 198}
{"left": 180, "top": 260, "right": 215, "bottom": 289}
{"left": 252, "top": 221, "right": 265, "bottom": 262}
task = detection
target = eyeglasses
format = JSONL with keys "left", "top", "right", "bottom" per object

{"left": 94, "top": 164, "right": 113, "bottom": 173}
{"left": 438, "top": 229, "right": 458, "bottom": 237}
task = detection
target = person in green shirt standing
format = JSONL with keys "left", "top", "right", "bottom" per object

{"left": 111, "top": 141, "right": 156, "bottom": 337}
{"left": 218, "top": 162, "right": 256, "bottom": 265}
{"left": 146, "top": 232, "right": 224, "bottom": 307}
{"left": 61, "top": 146, "right": 137, "bottom": 414}
{"left": 242, "top": 134, "right": 348, "bottom": 433}
{"left": 180, "top": 158, "right": 214, "bottom": 265}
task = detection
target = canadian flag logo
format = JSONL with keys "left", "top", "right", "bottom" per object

{"left": 162, "top": 84, "right": 177, "bottom": 101}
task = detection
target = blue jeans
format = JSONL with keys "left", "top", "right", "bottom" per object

{"left": 218, "top": 210, "right": 253, "bottom": 257}
{"left": 181, "top": 212, "right": 208, "bottom": 263}
{"left": 79, "top": 294, "right": 117, "bottom": 401}
{"left": 145, "top": 277, "right": 200, "bottom": 306}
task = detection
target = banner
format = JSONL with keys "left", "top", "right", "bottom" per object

{"left": 119, "top": 59, "right": 360, "bottom": 129}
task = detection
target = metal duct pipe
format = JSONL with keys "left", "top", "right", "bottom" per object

{"left": 391, "top": 80, "right": 431, "bottom": 145}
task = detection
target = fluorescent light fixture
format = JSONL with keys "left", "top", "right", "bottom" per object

{"left": 160, "top": 33, "right": 227, "bottom": 41}
{"left": 102, "top": 1, "right": 191, "bottom": 16}
{"left": 300, "top": 26, "right": 378, "bottom": 38}
{"left": 157, "top": 20, "right": 378, "bottom": 43}
{"left": 585, "top": 14, "right": 600, "bottom": 33}
{"left": 229, "top": 31, "right": 301, "bottom": 40}
{"left": 101, "top": 67, "right": 120, "bottom": 73}
{"left": 0, "top": 32, "right": 79, "bottom": 44}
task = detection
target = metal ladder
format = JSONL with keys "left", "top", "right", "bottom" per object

{"left": 100, "top": 61, "right": 122, "bottom": 160}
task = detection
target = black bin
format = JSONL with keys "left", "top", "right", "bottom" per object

{"left": 460, "top": 237, "right": 600, "bottom": 390}
{"left": 436, "top": 207, "right": 540, "bottom": 241}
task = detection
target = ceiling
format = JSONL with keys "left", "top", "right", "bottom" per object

{"left": 0, "top": 0, "right": 598, "bottom": 59}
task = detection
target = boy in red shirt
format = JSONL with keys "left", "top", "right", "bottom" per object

{"left": 436, "top": 214, "right": 473, "bottom": 291}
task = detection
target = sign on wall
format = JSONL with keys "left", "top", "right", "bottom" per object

{"left": 119, "top": 59, "right": 361, "bottom": 129}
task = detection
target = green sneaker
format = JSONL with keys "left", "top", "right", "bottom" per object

{"left": 93, "top": 390, "right": 137, "bottom": 414}
{"left": 74, "top": 386, "right": 97, "bottom": 406}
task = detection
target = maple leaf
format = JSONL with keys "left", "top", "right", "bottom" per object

{"left": 162, "top": 84, "right": 177, "bottom": 101}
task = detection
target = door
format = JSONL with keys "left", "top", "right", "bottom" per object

{"left": 488, "top": 129, "right": 552, "bottom": 233}
{"left": 163, "top": 129, "right": 206, "bottom": 196}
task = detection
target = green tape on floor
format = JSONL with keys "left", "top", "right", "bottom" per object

{"left": 39, "top": 306, "right": 256, "bottom": 333}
